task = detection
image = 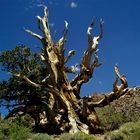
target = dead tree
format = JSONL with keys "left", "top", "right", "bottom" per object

{"left": 5, "top": 7, "right": 129, "bottom": 134}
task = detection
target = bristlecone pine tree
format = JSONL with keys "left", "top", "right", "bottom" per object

{"left": 0, "top": 7, "right": 129, "bottom": 134}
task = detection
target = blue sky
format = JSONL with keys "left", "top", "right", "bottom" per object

{"left": 0, "top": 0, "right": 140, "bottom": 97}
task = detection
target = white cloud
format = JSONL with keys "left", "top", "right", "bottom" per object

{"left": 25, "top": 0, "right": 58, "bottom": 11}
{"left": 36, "top": 4, "right": 45, "bottom": 7}
{"left": 25, "top": 0, "right": 46, "bottom": 10}
{"left": 49, "top": 23, "right": 55, "bottom": 28}
{"left": 70, "top": 2, "right": 78, "bottom": 8}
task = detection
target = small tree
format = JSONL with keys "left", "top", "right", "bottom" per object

{"left": 0, "top": 7, "right": 129, "bottom": 134}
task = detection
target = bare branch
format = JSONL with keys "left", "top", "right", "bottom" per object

{"left": 64, "top": 64, "right": 78, "bottom": 74}
{"left": 13, "top": 73, "right": 41, "bottom": 88}
{"left": 98, "top": 18, "right": 104, "bottom": 40}
{"left": 55, "top": 37, "right": 64, "bottom": 54}
{"left": 64, "top": 67, "right": 75, "bottom": 74}
{"left": 64, "top": 50, "right": 75, "bottom": 64}
{"left": 113, "top": 65, "right": 128, "bottom": 92}
{"left": 44, "top": 6, "right": 49, "bottom": 21}
{"left": 36, "top": 16, "right": 43, "bottom": 32}
{"left": 42, "top": 19, "right": 52, "bottom": 44}
{"left": 81, "top": 19, "right": 95, "bottom": 68}
{"left": 36, "top": 7, "right": 52, "bottom": 46}
{"left": 25, "top": 28, "right": 43, "bottom": 41}
{"left": 36, "top": 15, "right": 42, "bottom": 21}
{"left": 55, "top": 20, "right": 68, "bottom": 54}
{"left": 114, "top": 64, "right": 121, "bottom": 79}
{"left": 63, "top": 20, "right": 68, "bottom": 38}
{"left": 42, "top": 8, "right": 51, "bottom": 41}
{"left": 84, "top": 88, "right": 129, "bottom": 108}
{"left": 22, "top": 76, "right": 41, "bottom": 88}
{"left": 90, "top": 51, "right": 102, "bottom": 72}
{"left": 87, "top": 18, "right": 95, "bottom": 48}
{"left": 39, "top": 54, "right": 46, "bottom": 61}
{"left": 92, "top": 18, "right": 104, "bottom": 51}
{"left": 41, "top": 74, "right": 50, "bottom": 82}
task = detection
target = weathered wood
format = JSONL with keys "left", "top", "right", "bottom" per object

{"left": 4, "top": 6, "right": 129, "bottom": 135}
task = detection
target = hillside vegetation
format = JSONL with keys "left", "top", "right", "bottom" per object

{"left": 0, "top": 86, "right": 140, "bottom": 140}
{"left": 96, "top": 86, "right": 140, "bottom": 132}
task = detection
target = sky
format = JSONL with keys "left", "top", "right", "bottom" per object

{"left": 0, "top": 0, "right": 140, "bottom": 97}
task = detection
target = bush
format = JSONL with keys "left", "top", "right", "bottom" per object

{"left": 59, "top": 133, "right": 73, "bottom": 140}
{"left": 96, "top": 106, "right": 127, "bottom": 131}
{"left": 105, "top": 120, "right": 140, "bottom": 140}
{"left": 60, "top": 132, "right": 96, "bottom": 140}
{"left": 31, "top": 133, "right": 52, "bottom": 140}
{"left": 128, "top": 127, "right": 140, "bottom": 140}
{"left": 0, "top": 119, "right": 31, "bottom": 140}
{"left": 73, "top": 132, "right": 96, "bottom": 140}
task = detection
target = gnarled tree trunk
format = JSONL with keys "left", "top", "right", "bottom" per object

{"left": 5, "top": 7, "right": 129, "bottom": 134}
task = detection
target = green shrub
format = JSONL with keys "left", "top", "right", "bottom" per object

{"left": 59, "top": 133, "right": 73, "bottom": 140}
{"left": 96, "top": 106, "right": 127, "bottom": 131}
{"left": 128, "top": 127, "right": 140, "bottom": 140}
{"left": 105, "top": 120, "right": 140, "bottom": 140}
{"left": 73, "top": 132, "right": 96, "bottom": 140}
{"left": 0, "top": 119, "right": 31, "bottom": 140}
{"left": 31, "top": 133, "right": 52, "bottom": 140}
{"left": 60, "top": 132, "right": 96, "bottom": 140}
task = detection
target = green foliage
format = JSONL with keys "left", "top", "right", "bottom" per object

{"left": 59, "top": 132, "right": 96, "bottom": 140}
{"left": 96, "top": 106, "right": 127, "bottom": 131}
{"left": 105, "top": 120, "right": 140, "bottom": 140}
{"left": 73, "top": 132, "right": 96, "bottom": 140}
{"left": 0, "top": 118, "right": 31, "bottom": 140}
{"left": 59, "top": 133, "right": 74, "bottom": 140}
{"left": 31, "top": 133, "right": 52, "bottom": 140}
{"left": 0, "top": 45, "right": 42, "bottom": 74}
{"left": 0, "top": 45, "right": 48, "bottom": 114}
{"left": 127, "top": 125, "right": 140, "bottom": 140}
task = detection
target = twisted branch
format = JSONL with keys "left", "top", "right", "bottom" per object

{"left": 71, "top": 19, "right": 104, "bottom": 95}
{"left": 83, "top": 65, "right": 128, "bottom": 108}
